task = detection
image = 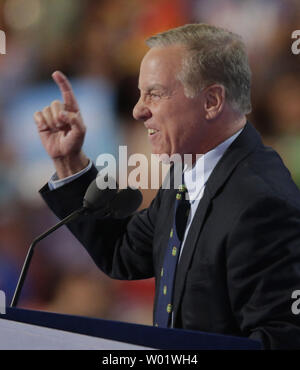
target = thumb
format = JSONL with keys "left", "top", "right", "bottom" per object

{"left": 58, "top": 110, "right": 85, "bottom": 131}
{"left": 59, "top": 110, "right": 77, "bottom": 125}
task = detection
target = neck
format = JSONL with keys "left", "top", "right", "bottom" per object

{"left": 187, "top": 114, "right": 246, "bottom": 165}
{"left": 201, "top": 114, "right": 246, "bottom": 152}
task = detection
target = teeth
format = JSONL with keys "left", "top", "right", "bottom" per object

{"left": 148, "top": 128, "right": 158, "bottom": 135}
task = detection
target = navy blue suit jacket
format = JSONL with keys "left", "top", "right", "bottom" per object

{"left": 40, "top": 122, "right": 300, "bottom": 349}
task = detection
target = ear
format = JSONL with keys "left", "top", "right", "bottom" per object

{"left": 203, "top": 84, "right": 226, "bottom": 120}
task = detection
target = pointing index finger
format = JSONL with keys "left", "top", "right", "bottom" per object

{"left": 52, "top": 71, "right": 79, "bottom": 112}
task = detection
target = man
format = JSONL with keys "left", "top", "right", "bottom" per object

{"left": 35, "top": 24, "right": 300, "bottom": 349}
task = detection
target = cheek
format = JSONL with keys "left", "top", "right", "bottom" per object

{"left": 153, "top": 99, "right": 199, "bottom": 149}
{"left": 171, "top": 115, "right": 200, "bottom": 153}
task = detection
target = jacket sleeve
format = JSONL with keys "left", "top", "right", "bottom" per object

{"left": 40, "top": 165, "right": 161, "bottom": 280}
{"left": 227, "top": 196, "right": 300, "bottom": 349}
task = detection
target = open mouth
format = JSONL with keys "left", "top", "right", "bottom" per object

{"left": 148, "top": 128, "right": 159, "bottom": 136}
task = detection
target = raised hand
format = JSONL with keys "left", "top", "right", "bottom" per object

{"left": 34, "top": 71, "right": 89, "bottom": 178}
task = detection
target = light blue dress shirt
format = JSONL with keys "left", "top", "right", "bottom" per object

{"left": 48, "top": 160, "right": 93, "bottom": 190}
{"left": 180, "top": 128, "right": 243, "bottom": 260}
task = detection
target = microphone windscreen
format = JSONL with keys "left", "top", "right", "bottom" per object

{"left": 83, "top": 177, "right": 117, "bottom": 211}
{"left": 110, "top": 188, "right": 143, "bottom": 218}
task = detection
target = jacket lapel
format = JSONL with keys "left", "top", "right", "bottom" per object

{"left": 172, "top": 122, "right": 263, "bottom": 323}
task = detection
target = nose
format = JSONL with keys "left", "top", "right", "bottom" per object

{"left": 133, "top": 97, "right": 152, "bottom": 121}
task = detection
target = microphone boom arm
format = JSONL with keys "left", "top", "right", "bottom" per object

{"left": 10, "top": 206, "right": 86, "bottom": 308}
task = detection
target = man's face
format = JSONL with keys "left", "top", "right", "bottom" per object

{"left": 133, "top": 45, "right": 205, "bottom": 157}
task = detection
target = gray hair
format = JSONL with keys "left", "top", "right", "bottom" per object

{"left": 146, "top": 23, "right": 252, "bottom": 115}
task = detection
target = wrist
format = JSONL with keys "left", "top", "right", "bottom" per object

{"left": 53, "top": 152, "right": 89, "bottom": 179}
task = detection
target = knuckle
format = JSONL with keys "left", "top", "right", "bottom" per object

{"left": 70, "top": 116, "right": 78, "bottom": 124}
{"left": 51, "top": 100, "right": 62, "bottom": 109}
{"left": 58, "top": 111, "right": 68, "bottom": 121}
{"left": 36, "top": 113, "right": 45, "bottom": 123}
{"left": 34, "top": 111, "right": 41, "bottom": 120}
{"left": 42, "top": 106, "right": 50, "bottom": 114}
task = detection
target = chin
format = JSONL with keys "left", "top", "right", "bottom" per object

{"left": 151, "top": 146, "right": 164, "bottom": 156}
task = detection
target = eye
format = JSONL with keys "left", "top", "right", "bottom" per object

{"left": 150, "top": 92, "right": 161, "bottom": 99}
{"left": 143, "top": 90, "right": 163, "bottom": 103}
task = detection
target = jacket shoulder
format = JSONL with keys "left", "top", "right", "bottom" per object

{"left": 217, "top": 144, "right": 300, "bottom": 216}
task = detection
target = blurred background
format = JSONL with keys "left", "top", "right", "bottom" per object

{"left": 0, "top": 0, "right": 300, "bottom": 326}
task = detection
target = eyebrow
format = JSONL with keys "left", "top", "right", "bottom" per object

{"left": 138, "top": 84, "right": 166, "bottom": 92}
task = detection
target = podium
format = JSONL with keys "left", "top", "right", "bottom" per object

{"left": 0, "top": 308, "right": 261, "bottom": 350}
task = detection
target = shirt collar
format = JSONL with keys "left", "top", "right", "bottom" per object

{"left": 183, "top": 128, "right": 243, "bottom": 202}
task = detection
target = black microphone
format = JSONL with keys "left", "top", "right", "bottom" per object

{"left": 110, "top": 187, "right": 143, "bottom": 218}
{"left": 83, "top": 177, "right": 143, "bottom": 218}
{"left": 10, "top": 177, "right": 142, "bottom": 307}
{"left": 83, "top": 177, "right": 118, "bottom": 212}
